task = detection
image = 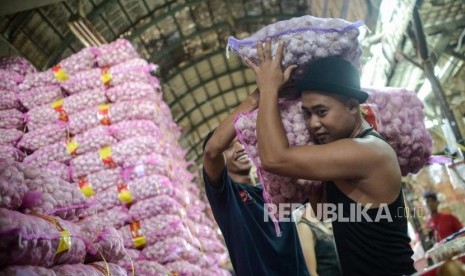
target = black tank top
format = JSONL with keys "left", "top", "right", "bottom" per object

{"left": 325, "top": 129, "right": 416, "bottom": 276}
{"left": 298, "top": 218, "right": 342, "bottom": 276}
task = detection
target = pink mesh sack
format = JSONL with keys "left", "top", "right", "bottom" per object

{"left": 0, "top": 209, "right": 86, "bottom": 267}
{"left": 119, "top": 214, "right": 191, "bottom": 249}
{"left": 0, "top": 158, "right": 28, "bottom": 210}
{"left": 0, "top": 108, "right": 24, "bottom": 129}
{"left": 0, "top": 265, "right": 56, "bottom": 276}
{"left": 25, "top": 88, "right": 107, "bottom": 131}
{"left": 0, "top": 55, "right": 37, "bottom": 76}
{"left": 70, "top": 136, "right": 167, "bottom": 177}
{"left": 0, "top": 89, "right": 20, "bottom": 110}
{"left": 22, "top": 170, "right": 89, "bottom": 221}
{"left": 0, "top": 69, "right": 23, "bottom": 91}
{"left": 109, "top": 120, "right": 163, "bottom": 141}
{"left": 0, "top": 128, "right": 23, "bottom": 146}
{"left": 41, "top": 161, "right": 72, "bottom": 182}
{"left": 106, "top": 81, "right": 161, "bottom": 102}
{"left": 61, "top": 58, "right": 156, "bottom": 94}
{"left": 96, "top": 39, "right": 139, "bottom": 67}
{"left": 18, "top": 85, "right": 63, "bottom": 110}
{"left": 74, "top": 167, "right": 122, "bottom": 193}
{"left": 68, "top": 99, "right": 166, "bottom": 135}
{"left": 0, "top": 145, "right": 25, "bottom": 161}
{"left": 142, "top": 237, "right": 202, "bottom": 264}
{"left": 235, "top": 99, "right": 319, "bottom": 204}
{"left": 129, "top": 195, "right": 184, "bottom": 221}
{"left": 132, "top": 260, "right": 168, "bottom": 276}
{"left": 57, "top": 47, "right": 98, "bottom": 74}
{"left": 165, "top": 261, "right": 202, "bottom": 276}
{"left": 364, "top": 87, "right": 433, "bottom": 175}
{"left": 122, "top": 153, "right": 178, "bottom": 181}
{"left": 79, "top": 205, "right": 131, "bottom": 229}
{"left": 23, "top": 125, "right": 115, "bottom": 167}
{"left": 52, "top": 262, "right": 127, "bottom": 276}
{"left": 18, "top": 123, "right": 68, "bottom": 151}
{"left": 90, "top": 174, "right": 176, "bottom": 209}
{"left": 227, "top": 15, "right": 364, "bottom": 78}
{"left": 80, "top": 222, "right": 127, "bottom": 263}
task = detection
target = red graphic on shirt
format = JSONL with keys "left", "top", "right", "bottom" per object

{"left": 239, "top": 190, "right": 253, "bottom": 203}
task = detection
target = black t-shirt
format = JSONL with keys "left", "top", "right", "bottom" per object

{"left": 203, "top": 168, "right": 310, "bottom": 276}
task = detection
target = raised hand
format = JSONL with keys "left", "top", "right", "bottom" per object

{"left": 244, "top": 39, "right": 297, "bottom": 96}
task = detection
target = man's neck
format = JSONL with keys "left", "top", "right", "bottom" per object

{"left": 228, "top": 172, "right": 252, "bottom": 185}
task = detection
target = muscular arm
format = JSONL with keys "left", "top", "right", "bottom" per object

{"left": 247, "top": 40, "right": 396, "bottom": 182}
{"left": 202, "top": 90, "right": 258, "bottom": 187}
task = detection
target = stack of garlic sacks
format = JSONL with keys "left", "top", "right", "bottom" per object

{"left": 0, "top": 56, "right": 127, "bottom": 275}
{"left": 2, "top": 40, "right": 229, "bottom": 275}
{"left": 0, "top": 56, "right": 35, "bottom": 161}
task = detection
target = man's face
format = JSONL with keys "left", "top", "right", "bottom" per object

{"left": 224, "top": 138, "right": 252, "bottom": 174}
{"left": 301, "top": 91, "right": 357, "bottom": 144}
{"left": 425, "top": 197, "right": 439, "bottom": 214}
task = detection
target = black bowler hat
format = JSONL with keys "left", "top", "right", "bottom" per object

{"left": 296, "top": 57, "right": 368, "bottom": 103}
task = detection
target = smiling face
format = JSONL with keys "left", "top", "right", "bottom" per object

{"left": 301, "top": 91, "right": 359, "bottom": 144}
{"left": 224, "top": 138, "right": 252, "bottom": 175}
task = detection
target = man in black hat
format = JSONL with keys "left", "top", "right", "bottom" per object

{"left": 244, "top": 39, "right": 416, "bottom": 275}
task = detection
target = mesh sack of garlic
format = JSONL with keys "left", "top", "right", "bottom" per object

{"left": 227, "top": 15, "right": 364, "bottom": 78}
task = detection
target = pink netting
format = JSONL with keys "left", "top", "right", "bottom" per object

{"left": 0, "top": 108, "right": 24, "bottom": 129}
{"left": 18, "top": 85, "right": 63, "bottom": 110}
{"left": 106, "top": 81, "right": 161, "bottom": 102}
{"left": 96, "top": 39, "right": 140, "bottom": 67}
{"left": 364, "top": 87, "right": 433, "bottom": 175}
{"left": 0, "top": 55, "right": 37, "bottom": 76}
{"left": 235, "top": 99, "right": 318, "bottom": 204}
{"left": 23, "top": 126, "right": 115, "bottom": 167}
{"left": 227, "top": 15, "right": 364, "bottom": 78}
{"left": 0, "top": 128, "right": 23, "bottom": 146}
{"left": 0, "top": 208, "right": 86, "bottom": 267}
{"left": 25, "top": 87, "right": 107, "bottom": 131}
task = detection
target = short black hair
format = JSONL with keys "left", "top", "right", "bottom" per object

{"left": 423, "top": 191, "right": 438, "bottom": 201}
{"left": 202, "top": 129, "right": 216, "bottom": 152}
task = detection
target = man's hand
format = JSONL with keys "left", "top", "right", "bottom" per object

{"left": 244, "top": 39, "right": 297, "bottom": 96}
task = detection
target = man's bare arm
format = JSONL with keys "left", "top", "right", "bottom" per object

{"left": 203, "top": 90, "right": 258, "bottom": 187}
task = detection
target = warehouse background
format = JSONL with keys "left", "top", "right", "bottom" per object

{"left": 0, "top": 0, "right": 464, "bottom": 168}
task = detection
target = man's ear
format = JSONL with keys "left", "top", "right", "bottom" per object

{"left": 345, "top": 98, "right": 359, "bottom": 114}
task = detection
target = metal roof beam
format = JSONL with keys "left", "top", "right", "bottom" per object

{"left": 167, "top": 66, "right": 247, "bottom": 111}
{"left": 45, "top": 0, "right": 117, "bottom": 68}
{"left": 424, "top": 17, "right": 465, "bottom": 36}
{"left": 127, "top": 0, "right": 207, "bottom": 39}
{"left": 181, "top": 81, "right": 256, "bottom": 141}
{"left": 0, "top": 0, "right": 66, "bottom": 16}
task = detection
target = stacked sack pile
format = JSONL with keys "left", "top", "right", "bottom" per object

{"left": 0, "top": 56, "right": 35, "bottom": 161}
{"left": 0, "top": 56, "right": 128, "bottom": 274}
{"left": 4, "top": 39, "right": 229, "bottom": 275}
{"left": 0, "top": 158, "right": 127, "bottom": 275}
{"left": 230, "top": 16, "right": 432, "bottom": 206}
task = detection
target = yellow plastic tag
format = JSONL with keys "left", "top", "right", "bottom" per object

{"left": 133, "top": 236, "right": 147, "bottom": 249}
{"left": 101, "top": 72, "right": 112, "bottom": 84}
{"left": 118, "top": 189, "right": 133, "bottom": 204}
{"left": 66, "top": 139, "right": 78, "bottom": 155}
{"left": 80, "top": 185, "right": 95, "bottom": 198}
{"left": 99, "top": 146, "right": 111, "bottom": 159}
{"left": 78, "top": 178, "right": 95, "bottom": 198}
{"left": 57, "top": 230, "right": 71, "bottom": 254}
{"left": 52, "top": 66, "right": 68, "bottom": 81}
{"left": 52, "top": 99, "right": 64, "bottom": 109}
